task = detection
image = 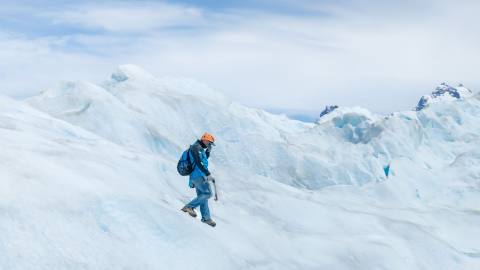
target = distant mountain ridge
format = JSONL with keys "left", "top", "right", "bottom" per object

{"left": 415, "top": 82, "right": 473, "bottom": 111}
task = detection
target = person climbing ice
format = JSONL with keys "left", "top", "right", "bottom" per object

{"left": 178, "top": 132, "right": 217, "bottom": 227}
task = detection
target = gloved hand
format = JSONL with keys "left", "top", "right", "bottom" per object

{"left": 206, "top": 175, "right": 215, "bottom": 182}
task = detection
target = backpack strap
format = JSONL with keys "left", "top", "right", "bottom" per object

{"left": 186, "top": 145, "right": 196, "bottom": 170}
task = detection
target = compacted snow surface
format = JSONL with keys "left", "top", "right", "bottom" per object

{"left": 1, "top": 65, "right": 479, "bottom": 269}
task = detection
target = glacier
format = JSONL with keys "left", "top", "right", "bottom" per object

{"left": 0, "top": 64, "right": 479, "bottom": 269}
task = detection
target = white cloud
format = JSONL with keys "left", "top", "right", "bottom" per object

{"left": 46, "top": 2, "right": 205, "bottom": 32}
{"left": 0, "top": 34, "right": 116, "bottom": 98}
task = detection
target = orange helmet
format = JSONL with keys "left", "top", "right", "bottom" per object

{"left": 201, "top": 132, "right": 215, "bottom": 145}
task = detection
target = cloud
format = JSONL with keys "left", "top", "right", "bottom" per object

{"left": 46, "top": 2, "right": 206, "bottom": 32}
{"left": 0, "top": 32, "right": 122, "bottom": 98}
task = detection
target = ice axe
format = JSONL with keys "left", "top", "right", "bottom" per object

{"left": 212, "top": 180, "right": 218, "bottom": 201}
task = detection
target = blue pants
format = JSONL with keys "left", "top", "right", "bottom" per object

{"left": 186, "top": 177, "right": 212, "bottom": 221}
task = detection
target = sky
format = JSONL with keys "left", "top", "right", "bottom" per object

{"left": 0, "top": 0, "right": 479, "bottom": 114}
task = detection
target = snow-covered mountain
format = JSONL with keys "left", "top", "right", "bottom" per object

{"left": 318, "top": 104, "right": 339, "bottom": 118}
{"left": 415, "top": 82, "right": 474, "bottom": 111}
{"left": 1, "top": 65, "right": 479, "bottom": 269}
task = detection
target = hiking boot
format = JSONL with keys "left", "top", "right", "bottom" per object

{"left": 181, "top": 206, "right": 197, "bottom": 218}
{"left": 201, "top": 219, "right": 216, "bottom": 227}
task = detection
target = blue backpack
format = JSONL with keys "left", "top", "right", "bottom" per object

{"left": 177, "top": 146, "right": 195, "bottom": 176}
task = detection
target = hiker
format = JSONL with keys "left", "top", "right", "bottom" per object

{"left": 181, "top": 132, "right": 217, "bottom": 227}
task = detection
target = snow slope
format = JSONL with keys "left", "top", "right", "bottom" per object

{"left": 1, "top": 65, "right": 479, "bottom": 269}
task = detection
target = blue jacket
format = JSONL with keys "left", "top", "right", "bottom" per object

{"left": 188, "top": 140, "right": 211, "bottom": 188}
